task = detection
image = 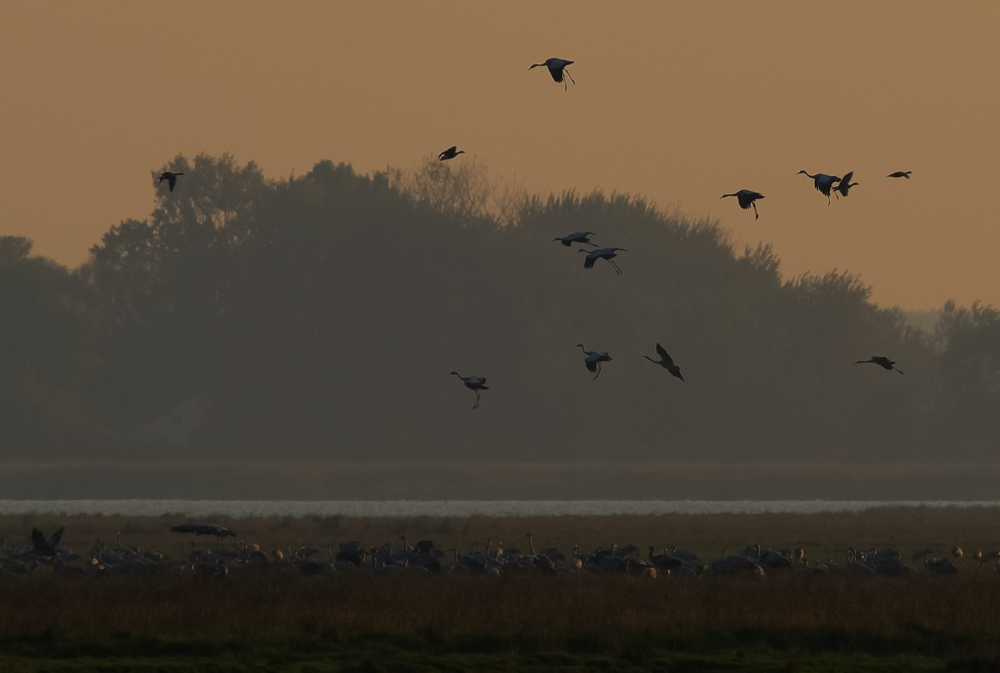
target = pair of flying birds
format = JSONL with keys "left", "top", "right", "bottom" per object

{"left": 553, "top": 231, "right": 627, "bottom": 274}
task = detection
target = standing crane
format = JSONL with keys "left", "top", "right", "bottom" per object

{"left": 579, "top": 247, "right": 627, "bottom": 275}
{"left": 797, "top": 170, "right": 841, "bottom": 204}
{"left": 855, "top": 356, "right": 904, "bottom": 375}
{"left": 720, "top": 190, "right": 765, "bottom": 220}
{"left": 643, "top": 343, "right": 684, "bottom": 381}
{"left": 438, "top": 146, "right": 465, "bottom": 161}
{"left": 833, "top": 171, "right": 858, "bottom": 200}
{"left": 575, "top": 344, "right": 612, "bottom": 380}
{"left": 553, "top": 231, "right": 596, "bottom": 247}
{"left": 888, "top": 171, "right": 912, "bottom": 179}
{"left": 529, "top": 58, "right": 575, "bottom": 90}
{"left": 158, "top": 171, "right": 184, "bottom": 192}
{"left": 450, "top": 371, "right": 489, "bottom": 410}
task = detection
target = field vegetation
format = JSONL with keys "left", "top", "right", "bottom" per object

{"left": 3, "top": 506, "right": 998, "bottom": 563}
{"left": 2, "top": 510, "right": 1000, "bottom": 671}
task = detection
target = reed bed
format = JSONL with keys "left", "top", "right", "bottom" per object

{"left": 3, "top": 509, "right": 1000, "bottom": 670}
{"left": 0, "top": 571, "right": 998, "bottom": 640}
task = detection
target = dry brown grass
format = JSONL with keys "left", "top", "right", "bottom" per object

{"left": 3, "top": 510, "right": 1000, "bottom": 667}
{"left": 0, "top": 571, "right": 999, "bottom": 645}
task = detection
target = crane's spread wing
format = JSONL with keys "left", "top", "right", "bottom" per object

{"left": 167, "top": 175, "right": 177, "bottom": 191}
{"left": 31, "top": 528, "right": 46, "bottom": 553}
{"left": 47, "top": 526, "right": 65, "bottom": 549}
{"left": 841, "top": 171, "right": 853, "bottom": 185}
{"left": 584, "top": 357, "right": 599, "bottom": 373}
{"left": 655, "top": 343, "right": 674, "bottom": 367}
{"left": 583, "top": 255, "right": 596, "bottom": 269}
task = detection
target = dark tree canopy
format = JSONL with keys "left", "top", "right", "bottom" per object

{"left": 3, "top": 153, "right": 997, "bottom": 462}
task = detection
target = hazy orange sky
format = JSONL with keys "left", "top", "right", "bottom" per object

{"left": 2, "top": 1, "right": 999, "bottom": 309}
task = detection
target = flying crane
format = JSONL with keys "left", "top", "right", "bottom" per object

{"left": 450, "top": 372, "right": 489, "bottom": 410}
{"left": 720, "top": 190, "right": 765, "bottom": 220}
{"left": 529, "top": 58, "right": 575, "bottom": 90}
{"left": 575, "top": 344, "right": 612, "bottom": 380}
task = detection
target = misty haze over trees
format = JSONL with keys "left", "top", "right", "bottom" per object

{"left": 5, "top": 153, "right": 999, "bottom": 463}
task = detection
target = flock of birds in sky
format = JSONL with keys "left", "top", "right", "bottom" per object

{"left": 154, "top": 56, "right": 914, "bottom": 411}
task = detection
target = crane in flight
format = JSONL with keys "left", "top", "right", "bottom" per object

{"left": 888, "top": 171, "right": 912, "bottom": 179}
{"left": 855, "top": 356, "right": 904, "bottom": 375}
{"left": 158, "top": 171, "right": 184, "bottom": 192}
{"left": 170, "top": 523, "right": 236, "bottom": 539}
{"left": 579, "top": 247, "right": 627, "bottom": 275}
{"left": 438, "top": 146, "right": 465, "bottom": 161}
{"left": 450, "top": 372, "right": 489, "bottom": 409}
{"left": 643, "top": 343, "right": 684, "bottom": 381}
{"left": 720, "top": 190, "right": 765, "bottom": 220}
{"left": 797, "top": 171, "right": 841, "bottom": 205}
{"left": 553, "top": 231, "right": 596, "bottom": 247}
{"left": 529, "top": 58, "right": 575, "bottom": 90}
{"left": 833, "top": 171, "right": 858, "bottom": 200}
{"left": 575, "top": 345, "right": 612, "bottom": 380}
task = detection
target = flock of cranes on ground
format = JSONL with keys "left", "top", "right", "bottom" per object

{"left": 153, "top": 56, "right": 914, "bottom": 412}
{"left": 2, "top": 525, "right": 993, "bottom": 580}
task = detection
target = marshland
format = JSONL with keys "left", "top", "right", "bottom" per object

{"left": 2, "top": 508, "right": 1000, "bottom": 671}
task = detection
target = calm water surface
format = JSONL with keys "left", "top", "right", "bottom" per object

{"left": 0, "top": 500, "right": 997, "bottom": 517}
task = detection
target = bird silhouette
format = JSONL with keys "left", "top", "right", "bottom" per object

{"left": 576, "top": 345, "right": 612, "bottom": 380}
{"left": 833, "top": 171, "right": 858, "bottom": 200}
{"left": 797, "top": 171, "right": 841, "bottom": 204}
{"left": 169, "top": 523, "right": 236, "bottom": 539}
{"left": 579, "top": 247, "right": 627, "bottom": 275}
{"left": 855, "top": 356, "right": 904, "bottom": 375}
{"left": 158, "top": 171, "right": 184, "bottom": 192}
{"left": 450, "top": 372, "right": 489, "bottom": 410}
{"left": 529, "top": 58, "right": 575, "bottom": 90}
{"left": 31, "top": 526, "right": 65, "bottom": 556}
{"left": 438, "top": 146, "right": 465, "bottom": 161}
{"left": 553, "top": 231, "right": 596, "bottom": 247}
{"left": 643, "top": 343, "right": 684, "bottom": 381}
{"left": 720, "top": 190, "right": 765, "bottom": 220}
{"left": 888, "top": 171, "right": 912, "bottom": 179}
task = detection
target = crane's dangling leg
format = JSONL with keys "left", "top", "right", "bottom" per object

{"left": 593, "top": 365, "right": 601, "bottom": 381}
{"left": 609, "top": 259, "right": 622, "bottom": 275}
{"left": 752, "top": 202, "right": 759, "bottom": 220}
{"left": 472, "top": 391, "right": 480, "bottom": 410}
{"left": 565, "top": 69, "right": 575, "bottom": 86}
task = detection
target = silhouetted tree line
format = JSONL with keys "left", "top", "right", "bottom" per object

{"left": 6, "top": 153, "right": 998, "bottom": 460}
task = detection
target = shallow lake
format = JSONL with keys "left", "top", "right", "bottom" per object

{"left": 0, "top": 499, "right": 997, "bottom": 517}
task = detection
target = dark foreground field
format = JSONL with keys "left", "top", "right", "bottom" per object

{"left": 3, "top": 508, "right": 1000, "bottom": 672}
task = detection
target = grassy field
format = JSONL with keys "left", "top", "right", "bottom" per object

{"left": 2, "top": 508, "right": 1000, "bottom": 671}
{"left": 3, "top": 505, "right": 999, "bottom": 562}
